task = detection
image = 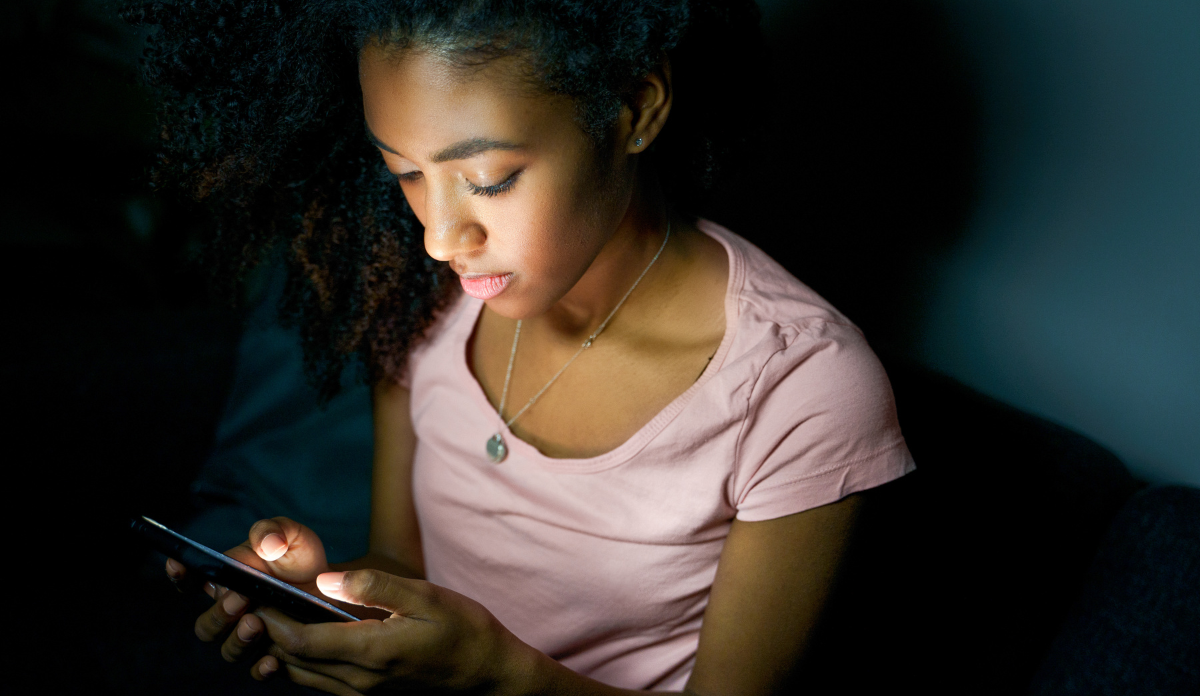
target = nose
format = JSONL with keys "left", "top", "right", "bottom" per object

{"left": 422, "top": 182, "right": 486, "bottom": 265}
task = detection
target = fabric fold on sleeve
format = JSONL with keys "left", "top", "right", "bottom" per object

{"left": 732, "top": 319, "right": 915, "bottom": 522}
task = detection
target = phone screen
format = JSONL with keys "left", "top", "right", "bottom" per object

{"left": 131, "top": 516, "right": 359, "bottom": 623}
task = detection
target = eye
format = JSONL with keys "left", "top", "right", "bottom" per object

{"left": 397, "top": 170, "right": 423, "bottom": 184}
{"left": 466, "top": 170, "right": 522, "bottom": 198}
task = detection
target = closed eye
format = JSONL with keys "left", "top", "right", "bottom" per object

{"left": 398, "top": 171, "right": 423, "bottom": 184}
{"left": 467, "top": 170, "right": 522, "bottom": 198}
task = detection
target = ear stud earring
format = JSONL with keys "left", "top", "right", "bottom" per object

{"left": 635, "top": 137, "right": 643, "bottom": 147}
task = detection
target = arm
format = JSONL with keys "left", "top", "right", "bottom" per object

{"left": 252, "top": 494, "right": 863, "bottom": 695}
{"left": 685, "top": 494, "right": 862, "bottom": 694}
{"left": 509, "top": 494, "right": 863, "bottom": 695}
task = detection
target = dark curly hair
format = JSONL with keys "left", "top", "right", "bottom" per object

{"left": 124, "top": 0, "right": 766, "bottom": 398}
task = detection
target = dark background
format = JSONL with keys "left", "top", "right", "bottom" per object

{"left": 3, "top": 0, "right": 1196, "bottom": 691}
{"left": 757, "top": 0, "right": 1200, "bottom": 487}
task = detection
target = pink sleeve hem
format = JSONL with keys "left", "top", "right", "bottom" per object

{"left": 734, "top": 442, "right": 916, "bottom": 522}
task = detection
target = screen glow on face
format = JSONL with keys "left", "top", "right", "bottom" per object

{"left": 360, "top": 45, "right": 631, "bottom": 320}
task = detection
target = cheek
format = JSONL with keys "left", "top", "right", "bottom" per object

{"left": 503, "top": 176, "right": 613, "bottom": 278}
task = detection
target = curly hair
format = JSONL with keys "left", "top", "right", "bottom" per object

{"left": 124, "top": 0, "right": 766, "bottom": 399}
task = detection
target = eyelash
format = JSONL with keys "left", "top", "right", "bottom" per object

{"left": 467, "top": 170, "right": 521, "bottom": 198}
{"left": 396, "top": 170, "right": 521, "bottom": 198}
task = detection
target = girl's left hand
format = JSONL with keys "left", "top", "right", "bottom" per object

{"left": 249, "top": 569, "right": 532, "bottom": 694}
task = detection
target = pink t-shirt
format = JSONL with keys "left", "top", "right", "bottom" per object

{"left": 405, "top": 220, "right": 915, "bottom": 690}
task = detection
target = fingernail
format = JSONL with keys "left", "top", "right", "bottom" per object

{"left": 237, "top": 620, "right": 259, "bottom": 642}
{"left": 260, "top": 533, "right": 288, "bottom": 559}
{"left": 223, "top": 592, "right": 248, "bottom": 615}
{"left": 166, "top": 559, "right": 183, "bottom": 577}
{"left": 316, "top": 571, "right": 344, "bottom": 593}
{"left": 204, "top": 581, "right": 217, "bottom": 598}
{"left": 259, "top": 661, "right": 276, "bottom": 676}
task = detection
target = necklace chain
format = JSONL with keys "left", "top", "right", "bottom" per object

{"left": 496, "top": 219, "right": 672, "bottom": 430}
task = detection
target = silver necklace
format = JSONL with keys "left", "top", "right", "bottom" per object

{"left": 485, "top": 220, "right": 672, "bottom": 463}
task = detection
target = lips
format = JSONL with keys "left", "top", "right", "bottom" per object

{"left": 459, "top": 273, "right": 512, "bottom": 300}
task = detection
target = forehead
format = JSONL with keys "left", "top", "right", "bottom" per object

{"left": 358, "top": 43, "right": 579, "bottom": 157}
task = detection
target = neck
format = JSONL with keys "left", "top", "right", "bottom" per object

{"left": 537, "top": 172, "right": 671, "bottom": 340}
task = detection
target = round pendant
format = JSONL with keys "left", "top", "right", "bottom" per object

{"left": 486, "top": 433, "right": 508, "bottom": 463}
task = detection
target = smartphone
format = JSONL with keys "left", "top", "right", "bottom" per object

{"left": 131, "top": 516, "right": 359, "bottom": 623}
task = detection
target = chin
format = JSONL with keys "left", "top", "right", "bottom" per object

{"left": 483, "top": 288, "right": 555, "bottom": 321}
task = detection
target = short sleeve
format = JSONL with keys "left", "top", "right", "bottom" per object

{"left": 731, "top": 320, "right": 915, "bottom": 522}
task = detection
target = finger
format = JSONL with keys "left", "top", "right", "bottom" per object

{"left": 280, "top": 662, "right": 365, "bottom": 696}
{"left": 166, "top": 558, "right": 201, "bottom": 594}
{"left": 256, "top": 606, "right": 384, "bottom": 666}
{"left": 243, "top": 517, "right": 328, "bottom": 582}
{"left": 247, "top": 518, "right": 293, "bottom": 561}
{"left": 194, "top": 590, "right": 250, "bottom": 642}
{"left": 266, "top": 644, "right": 383, "bottom": 694}
{"left": 224, "top": 543, "right": 273, "bottom": 570}
{"left": 319, "top": 571, "right": 422, "bottom": 614}
{"left": 220, "top": 613, "right": 265, "bottom": 663}
{"left": 165, "top": 558, "right": 186, "bottom": 580}
{"left": 318, "top": 569, "right": 430, "bottom": 617}
{"left": 252, "top": 655, "right": 279, "bottom": 682}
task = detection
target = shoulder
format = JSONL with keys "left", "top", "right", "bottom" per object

{"left": 738, "top": 308, "right": 900, "bottom": 467}
{"left": 696, "top": 220, "right": 910, "bottom": 513}
{"left": 698, "top": 218, "right": 854, "bottom": 330}
{"left": 699, "top": 218, "right": 877, "bottom": 386}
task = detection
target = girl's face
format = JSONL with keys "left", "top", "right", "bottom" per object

{"left": 359, "top": 43, "right": 633, "bottom": 319}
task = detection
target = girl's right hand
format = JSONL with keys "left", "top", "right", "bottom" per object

{"left": 164, "top": 517, "right": 330, "bottom": 663}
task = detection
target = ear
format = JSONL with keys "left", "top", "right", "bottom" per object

{"left": 620, "top": 58, "right": 673, "bottom": 154}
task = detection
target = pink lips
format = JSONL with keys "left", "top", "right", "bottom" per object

{"left": 459, "top": 273, "right": 512, "bottom": 300}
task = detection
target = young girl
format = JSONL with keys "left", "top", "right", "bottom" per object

{"left": 141, "top": 1, "right": 914, "bottom": 693}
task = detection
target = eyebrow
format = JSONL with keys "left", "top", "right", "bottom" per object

{"left": 430, "top": 137, "right": 523, "bottom": 163}
{"left": 365, "top": 124, "right": 522, "bottom": 163}
{"left": 367, "top": 126, "right": 400, "bottom": 155}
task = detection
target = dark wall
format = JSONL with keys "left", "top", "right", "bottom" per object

{"left": 754, "top": 0, "right": 1199, "bottom": 486}
{"left": 711, "top": 0, "right": 980, "bottom": 364}
{"left": 917, "top": 0, "right": 1200, "bottom": 486}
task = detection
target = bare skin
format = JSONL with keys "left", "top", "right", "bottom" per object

{"left": 165, "top": 42, "right": 863, "bottom": 695}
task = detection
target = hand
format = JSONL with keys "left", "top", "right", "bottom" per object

{"left": 249, "top": 569, "right": 531, "bottom": 694}
{"left": 163, "top": 517, "right": 331, "bottom": 662}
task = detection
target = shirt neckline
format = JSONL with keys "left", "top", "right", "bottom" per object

{"left": 454, "top": 219, "right": 745, "bottom": 474}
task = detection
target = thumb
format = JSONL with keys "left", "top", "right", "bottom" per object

{"left": 243, "top": 517, "right": 328, "bottom": 585}
{"left": 248, "top": 518, "right": 290, "bottom": 561}
{"left": 316, "top": 569, "right": 428, "bottom": 617}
